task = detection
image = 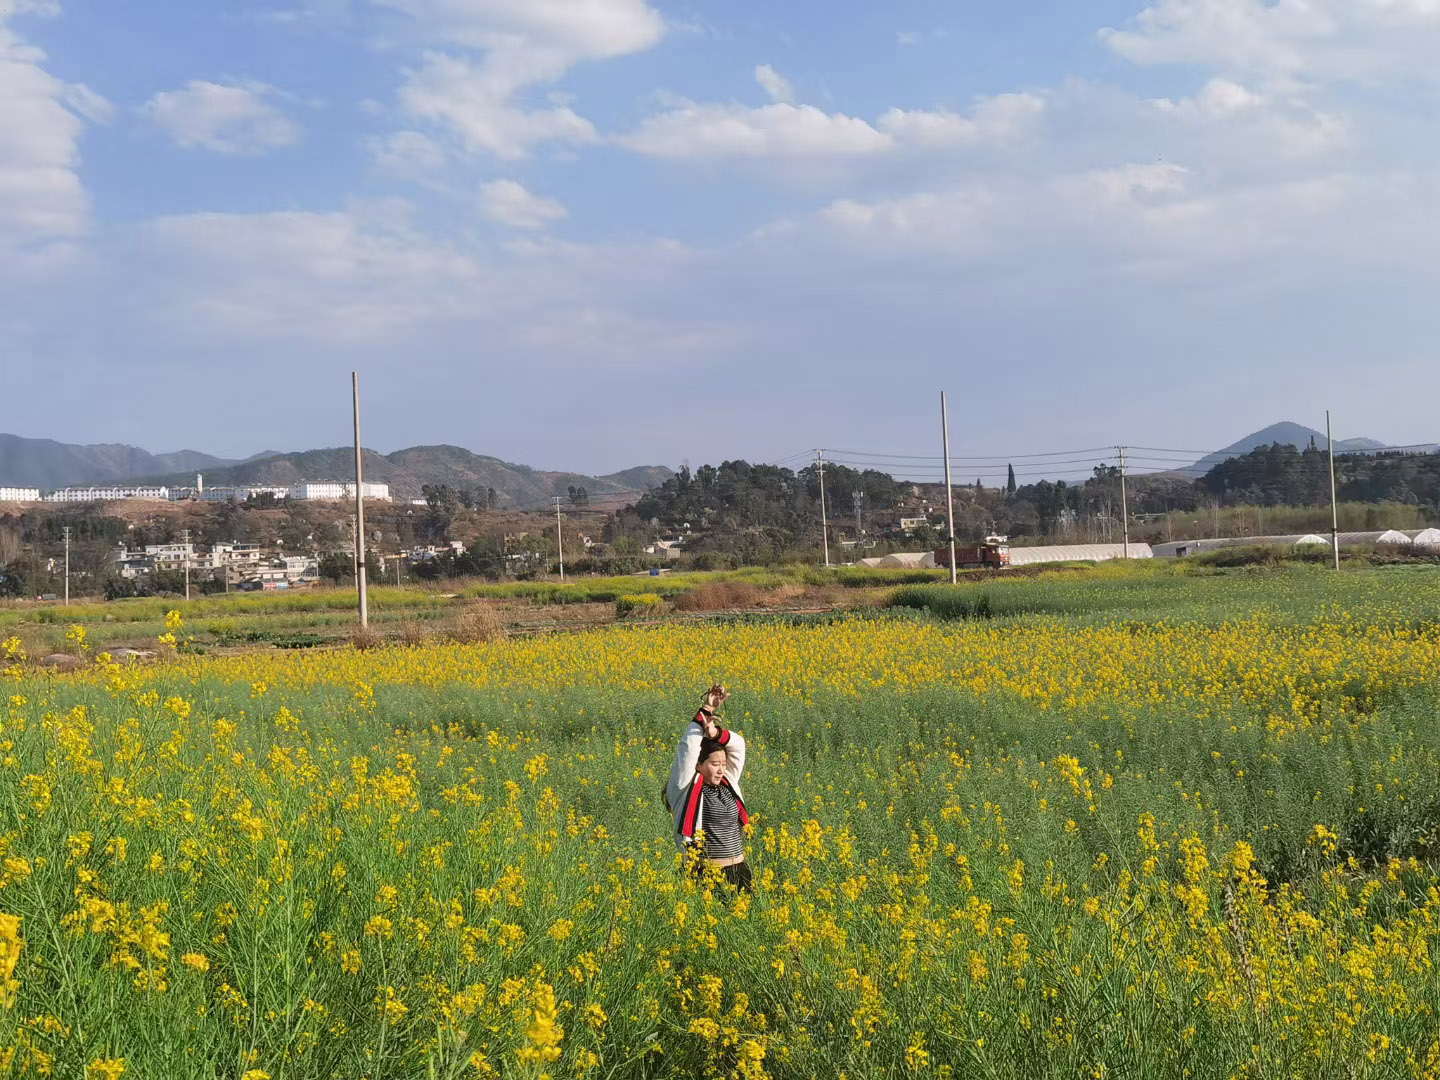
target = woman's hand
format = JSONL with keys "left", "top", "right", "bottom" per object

{"left": 700, "top": 684, "right": 728, "bottom": 738}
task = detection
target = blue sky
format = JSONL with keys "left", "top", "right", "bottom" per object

{"left": 3, "top": 0, "right": 1439, "bottom": 479}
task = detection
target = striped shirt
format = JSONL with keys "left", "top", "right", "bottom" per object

{"left": 699, "top": 783, "right": 745, "bottom": 860}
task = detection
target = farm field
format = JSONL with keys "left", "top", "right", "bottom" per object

{"left": 1, "top": 564, "right": 1439, "bottom": 1078}
{"left": 0, "top": 565, "right": 952, "bottom": 657}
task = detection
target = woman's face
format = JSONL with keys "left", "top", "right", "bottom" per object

{"left": 698, "top": 749, "right": 728, "bottom": 786}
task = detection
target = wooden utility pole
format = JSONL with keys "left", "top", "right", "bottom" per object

{"left": 1117, "top": 446, "right": 1130, "bottom": 559}
{"left": 1326, "top": 410, "right": 1340, "bottom": 570}
{"left": 941, "top": 392, "right": 957, "bottom": 585}
{"left": 816, "top": 450, "right": 830, "bottom": 568}
{"left": 180, "top": 528, "right": 191, "bottom": 600}
{"left": 352, "top": 372, "right": 368, "bottom": 628}
{"left": 553, "top": 497, "right": 566, "bottom": 581}
{"left": 62, "top": 526, "right": 71, "bottom": 606}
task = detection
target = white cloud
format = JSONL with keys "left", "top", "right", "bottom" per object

{"left": 0, "top": 20, "right": 107, "bottom": 266}
{"left": 396, "top": 51, "right": 596, "bottom": 158}
{"left": 378, "top": 0, "right": 663, "bottom": 158}
{"left": 372, "top": 0, "right": 663, "bottom": 60}
{"left": 621, "top": 90, "right": 1045, "bottom": 162}
{"left": 477, "top": 178, "right": 566, "bottom": 227}
{"left": 620, "top": 100, "right": 890, "bottom": 158}
{"left": 876, "top": 92, "right": 1045, "bottom": 148}
{"left": 800, "top": 159, "right": 1426, "bottom": 282}
{"left": 103, "top": 207, "right": 731, "bottom": 376}
{"left": 134, "top": 209, "right": 484, "bottom": 342}
{"left": 142, "top": 81, "right": 301, "bottom": 155}
{"left": 1150, "top": 78, "right": 1348, "bottom": 157}
{"left": 754, "top": 64, "right": 793, "bottom": 104}
{"left": 1100, "top": 0, "right": 1440, "bottom": 82}
{"left": 367, "top": 129, "right": 448, "bottom": 176}
{"left": 896, "top": 31, "right": 921, "bottom": 46}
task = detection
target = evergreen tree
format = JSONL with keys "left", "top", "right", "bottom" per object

{"left": 1006, "top": 464, "right": 1017, "bottom": 495}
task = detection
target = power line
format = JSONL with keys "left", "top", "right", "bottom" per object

{"left": 826, "top": 445, "right": 1115, "bottom": 462}
{"left": 829, "top": 453, "right": 1113, "bottom": 470}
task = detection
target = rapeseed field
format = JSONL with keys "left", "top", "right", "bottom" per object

{"left": 1, "top": 568, "right": 1439, "bottom": 1078}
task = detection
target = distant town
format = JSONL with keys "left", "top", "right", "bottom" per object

{"left": 0, "top": 475, "right": 393, "bottom": 505}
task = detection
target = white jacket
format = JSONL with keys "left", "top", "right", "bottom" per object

{"left": 666, "top": 710, "right": 747, "bottom": 852}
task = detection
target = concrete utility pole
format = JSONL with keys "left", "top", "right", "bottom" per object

{"left": 941, "top": 392, "right": 957, "bottom": 585}
{"left": 1326, "top": 410, "right": 1340, "bottom": 570}
{"left": 853, "top": 490, "right": 864, "bottom": 542}
{"left": 180, "top": 528, "right": 191, "bottom": 601}
{"left": 816, "top": 449, "right": 831, "bottom": 568}
{"left": 62, "top": 526, "right": 71, "bottom": 606}
{"left": 1117, "top": 446, "right": 1130, "bottom": 559}
{"left": 553, "top": 497, "right": 566, "bottom": 581}
{"left": 352, "top": 372, "right": 369, "bottom": 628}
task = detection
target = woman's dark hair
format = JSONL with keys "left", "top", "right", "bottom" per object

{"left": 698, "top": 738, "right": 727, "bottom": 765}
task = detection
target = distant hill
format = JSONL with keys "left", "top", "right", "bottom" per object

{"left": 1187, "top": 422, "right": 1389, "bottom": 476}
{"left": 0, "top": 434, "right": 673, "bottom": 507}
{"left": 137, "top": 444, "right": 673, "bottom": 508}
{"left": 0, "top": 433, "right": 240, "bottom": 488}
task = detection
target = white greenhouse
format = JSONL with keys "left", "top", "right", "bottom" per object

{"left": 1334, "top": 530, "right": 1412, "bottom": 546}
{"left": 1408, "top": 528, "right": 1440, "bottom": 548}
{"left": 876, "top": 551, "right": 937, "bottom": 569}
{"left": 1005, "top": 543, "right": 1153, "bottom": 566}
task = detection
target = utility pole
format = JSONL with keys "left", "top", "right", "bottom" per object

{"left": 853, "top": 491, "right": 864, "bottom": 542}
{"left": 940, "top": 392, "right": 957, "bottom": 585}
{"left": 180, "top": 528, "right": 191, "bottom": 600}
{"left": 352, "top": 371, "right": 368, "bottom": 628}
{"left": 1326, "top": 410, "right": 1340, "bottom": 570}
{"left": 62, "top": 526, "right": 71, "bottom": 606}
{"left": 553, "top": 497, "right": 566, "bottom": 581}
{"left": 1117, "top": 446, "right": 1130, "bottom": 559}
{"left": 816, "top": 450, "right": 831, "bottom": 568}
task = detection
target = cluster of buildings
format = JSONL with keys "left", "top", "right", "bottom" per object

{"left": 0, "top": 478, "right": 392, "bottom": 504}
{"left": 115, "top": 541, "right": 322, "bottom": 590}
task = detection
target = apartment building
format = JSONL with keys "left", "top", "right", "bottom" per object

{"left": 44, "top": 486, "right": 170, "bottom": 502}
{"left": 288, "top": 480, "right": 391, "bottom": 501}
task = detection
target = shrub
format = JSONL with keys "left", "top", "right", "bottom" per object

{"left": 445, "top": 606, "right": 506, "bottom": 644}
{"left": 615, "top": 593, "right": 663, "bottom": 617}
{"left": 671, "top": 582, "right": 768, "bottom": 612}
{"left": 394, "top": 620, "right": 432, "bottom": 647}
{"left": 348, "top": 625, "right": 383, "bottom": 651}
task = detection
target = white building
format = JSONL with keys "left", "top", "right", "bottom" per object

{"left": 0, "top": 487, "right": 40, "bottom": 502}
{"left": 289, "top": 481, "right": 345, "bottom": 500}
{"left": 213, "top": 542, "right": 264, "bottom": 565}
{"left": 143, "top": 543, "right": 195, "bottom": 570}
{"left": 113, "top": 548, "right": 155, "bottom": 579}
{"left": 277, "top": 555, "right": 320, "bottom": 582}
{"left": 43, "top": 486, "right": 170, "bottom": 502}
{"left": 289, "top": 480, "right": 390, "bottom": 501}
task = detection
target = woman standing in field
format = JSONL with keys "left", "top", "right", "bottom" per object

{"left": 666, "top": 685, "right": 751, "bottom": 890}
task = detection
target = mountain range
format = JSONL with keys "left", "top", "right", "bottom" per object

{"left": 4, "top": 422, "right": 1433, "bottom": 506}
{"left": 0, "top": 434, "right": 280, "bottom": 489}
{"left": 0, "top": 433, "right": 672, "bottom": 509}
{"left": 1182, "top": 422, "right": 1422, "bottom": 476}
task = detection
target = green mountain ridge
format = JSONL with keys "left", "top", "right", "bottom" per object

{"left": 142, "top": 444, "right": 673, "bottom": 508}
{"left": 1186, "top": 422, "right": 1389, "bottom": 476}
{"left": 0, "top": 434, "right": 240, "bottom": 489}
